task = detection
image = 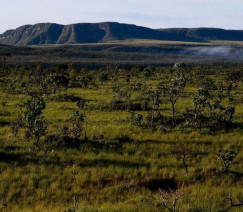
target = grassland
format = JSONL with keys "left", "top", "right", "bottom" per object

{"left": 1, "top": 41, "right": 243, "bottom": 69}
{"left": 0, "top": 64, "right": 242, "bottom": 212}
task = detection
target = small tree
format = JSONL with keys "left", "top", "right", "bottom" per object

{"left": 163, "top": 70, "right": 186, "bottom": 127}
{"left": 32, "top": 117, "right": 48, "bottom": 146}
{"left": 185, "top": 81, "right": 236, "bottom": 131}
{"left": 184, "top": 87, "right": 211, "bottom": 130}
{"left": 131, "top": 112, "right": 143, "bottom": 127}
{"left": 21, "top": 95, "right": 47, "bottom": 146}
{"left": 217, "top": 149, "right": 238, "bottom": 173}
{"left": 225, "top": 70, "right": 242, "bottom": 96}
{"left": 99, "top": 72, "right": 109, "bottom": 84}
{"left": 143, "top": 67, "right": 154, "bottom": 80}
{"left": 221, "top": 193, "right": 243, "bottom": 212}
{"left": 171, "top": 144, "right": 192, "bottom": 174}
{"left": 172, "top": 63, "right": 187, "bottom": 71}
{"left": 148, "top": 91, "right": 161, "bottom": 129}
{"left": 199, "top": 77, "right": 217, "bottom": 91}
{"left": 10, "top": 115, "right": 23, "bottom": 137}
{"left": 70, "top": 110, "right": 85, "bottom": 139}
{"left": 77, "top": 98, "right": 87, "bottom": 140}
{"left": 159, "top": 183, "right": 185, "bottom": 212}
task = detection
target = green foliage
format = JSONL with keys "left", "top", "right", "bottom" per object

{"left": 184, "top": 78, "right": 236, "bottom": 132}
{"left": 10, "top": 115, "right": 23, "bottom": 137}
{"left": 77, "top": 98, "right": 87, "bottom": 110}
{"left": 131, "top": 112, "right": 143, "bottom": 127}
{"left": 217, "top": 149, "right": 238, "bottom": 173}
{"left": 22, "top": 96, "right": 46, "bottom": 124}
{"left": 99, "top": 72, "right": 109, "bottom": 84}
{"left": 70, "top": 110, "right": 85, "bottom": 139}
{"left": 160, "top": 70, "right": 186, "bottom": 127}
{"left": 21, "top": 95, "right": 47, "bottom": 146}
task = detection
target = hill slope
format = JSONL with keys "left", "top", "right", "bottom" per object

{"left": 0, "top": 22, "right": 243, "bottom": 46}
{"left": 159, "top": 28, "right": 243, "bottom": 42}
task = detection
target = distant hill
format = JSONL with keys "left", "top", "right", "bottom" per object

{"left": 0, "top": 22, "right": 243, "bottom": 46}
{"left": 159, "top": 28, "right": 243, "bottom": 42}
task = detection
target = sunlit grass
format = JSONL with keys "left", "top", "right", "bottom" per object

{"left": 0, "top": 68, "right": 242, "bottom": 211}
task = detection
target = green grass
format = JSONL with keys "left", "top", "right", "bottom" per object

{"left": 0, "top": 66, "right": 242, "bottom": 211}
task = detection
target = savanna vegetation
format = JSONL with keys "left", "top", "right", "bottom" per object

{"left": 1, "top": 42, "right": 243, "bottom": 69}
{"left": 0, "top": 58, "right": 242, "bottom": 211}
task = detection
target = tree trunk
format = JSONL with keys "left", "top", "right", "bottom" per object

{"left": 172, "top": 102, "right": 175, "bottom": 128}
{"left": 35, "top": 136, "right": 40, "bottom": 148}
{"left": 74, "top": 194, "right": 78, "bottom": 211}
{"left": 84, "top": 109, "right": 87, "bottom": 141}
{"left": 183, "top": 157, "right": 188, "bottom": 174}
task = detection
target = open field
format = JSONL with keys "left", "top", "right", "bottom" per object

{"left": 0, "top": 63, "right": 242, "bottom": 211}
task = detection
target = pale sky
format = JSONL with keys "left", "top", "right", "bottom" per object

{"left": 0, "top": 0, "right": 242, "bottom": 33}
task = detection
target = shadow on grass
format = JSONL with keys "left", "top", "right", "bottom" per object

{"left": 0, "top": 149, "right": 149, "bottom": 169}
{"left": 0, "top": 152, "right": 22, "bottom": 163}
{"left": 132, "top": 139, "right": 216, "bottom": 147}
{"left": 0, "top": 120, "right": 9, "bottom": 127}
{"left": 0, "top": 151, "right": 59, "bottom": 166}
{"left": 43, "top": 135, "right": 124, "bottom": 152}
{"left": 191, "top": 167, "right": 243, "bottom": 184}
{"left": 139, "top": 178, "right": 178, "bottom": 192}
{"left": 80, "top": 158, "right": 149, "bottom": 169}
{"left": 0, "top": 111, "right": 10, "bottom": 116}
{"left": 230, "top": 171, "right": 243, "bottom": 182}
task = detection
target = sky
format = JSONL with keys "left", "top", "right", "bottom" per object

{"left": 0, "top": 0, "right": 243, "bottom": 33}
